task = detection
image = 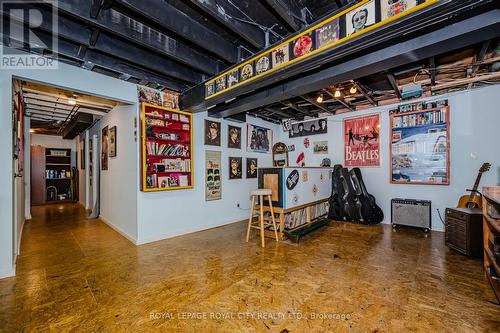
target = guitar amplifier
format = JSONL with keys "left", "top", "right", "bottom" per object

{"left": 391, "top": 199, "right": 431, "bottom": 232}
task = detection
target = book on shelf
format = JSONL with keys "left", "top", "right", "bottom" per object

{"left": 146, "top": 141, "right": 189, "bottom": 157}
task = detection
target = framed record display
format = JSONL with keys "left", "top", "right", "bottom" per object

{"left": 240, "top": 63, "right": 254, "bottom": 82}
{"left": 255, "top": 54, "right": 271, "bottom": 75}
{"left": 227, "top": 69, "right": 239, "bottom": 88}
{"left": 292, "top": 33, "right": 314, "bottom": 58}
{"left": 390, "top": 105, "right": 450, "bottom": 185}
{"left": 381, "top": 0, "right": 418, "bottom": 20}
{"left": 343, "top": 113, "right": 380, "bottom": 167}
{"left": 272, "top": 44, "right": 290, "bottom": 67}
{"left": 316, "top": 18, "right": 340, "bottom": 49}
{"left": 345, "top": 0, "right": 377, "bottom": 36}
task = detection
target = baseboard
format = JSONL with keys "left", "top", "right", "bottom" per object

{"left": 99, "top": 215, "right": 138, "bottom": 245}
{"left": 136, "top": 218, "right": 245, "bottom": 245}
{"left": 16, "top": 219, "right": 25, "bottom": 256}
{"left": 0, "top": 267, "right": 15, "bottom": 279}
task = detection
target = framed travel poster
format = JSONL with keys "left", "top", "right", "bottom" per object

{"left": 391, "top": 106, "right": 450, "bottom": 185}
{"left": 345, "top": 0, "right": 377, "bottom": 36}
{"left": 344, "top": 114, "right": 381, "bottom": 167}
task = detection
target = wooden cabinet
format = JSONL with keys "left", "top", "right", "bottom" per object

{"left": 445, "top": 207, "right": 483, "bottom": 258}
{"left": 482, "top": 187, "right": 500, "bottom": 304}
{"left": 30, "top": 146, "right": 46, "bottom": 205}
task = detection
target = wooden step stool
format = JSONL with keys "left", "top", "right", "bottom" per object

{"left": 246, "top": 189, "right": 279, "bottom": 247}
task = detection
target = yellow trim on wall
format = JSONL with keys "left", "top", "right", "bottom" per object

{"left": 205, "top": 0, "right": 440, "bottom": 100}
{"left": 140, "top": 102, "right": 194, "bottom": 192}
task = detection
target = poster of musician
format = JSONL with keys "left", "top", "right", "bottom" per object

{"left": 344, "top": 113, "right": 380, "bottom": 167}
{"left": 289, "top": 118, "right": 328, "bottom": 138}
{"left": 205, "top": 150, "right": 222, "bottom": 201}
{"left": 247, "top": 124, "right": 272, "bottom": 153}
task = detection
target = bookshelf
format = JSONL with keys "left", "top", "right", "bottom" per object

{"left": 483, "top": 187, "right": 500, "bottom": 303}
{"left": 45, "top": 148, "right": 74, "bottom": 202}
{"left": 140, "top": 103, "right": 194, "bottom": 191}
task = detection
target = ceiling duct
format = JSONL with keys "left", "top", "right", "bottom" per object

{"left": 62, "top": 112, "right": 94, "bottom": 139}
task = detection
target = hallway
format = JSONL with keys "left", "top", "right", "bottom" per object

{"left": 1, "top": 204, "right": 499, "bottom": 332}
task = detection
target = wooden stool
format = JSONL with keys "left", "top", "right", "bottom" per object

{"left": 246, "top": 189, "right": 279, "bottom": 247}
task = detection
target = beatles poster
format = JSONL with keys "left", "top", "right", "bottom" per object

{"left": 344, "top": 114, "right": 380, "bottom": 167}
{"left": 205, "top": 150, "right": 222, "bottom": 201}
{"left": 101, "top": 126, "right": 109, "bottom": 170}
{"left": 247, "top": 124, "right": 272, "bottom": 153}
{"left": 289, "top": 118, "right": 327, "bottom": 138}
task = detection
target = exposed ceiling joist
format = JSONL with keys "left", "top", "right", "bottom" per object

{"left": 263, "top": 107, "right": 293, "bottom": 118}
{"left": 352, "top": 81, "right": 377, "bottom": 106}
{"left": 25, "top": 110, "right": 69, "bottom": 120}
{"left": 261, "top": 0, "right": 306, "bottom": 31}
{"left": 386, "top": 73, "right": 402, "bottom": 100}
{"left": 281, "top": 101, "right": 309, "bottom": 115}
{"left": 23, "top": 91, "right": 114, "bottom": 110}
{"left": 185, "top": 0, "right": 268, "bottom": 49}
{"left": 468, "top": 40, "right": 491, "bottom": 89}
{"left": 113, "top": 0, "right": 239, "bottom": 63}
{"left": 300, "top": 95, "right": 335, "bottom": 114}
{"left": 323, "top": 89, "right": 353, "bottom": 112}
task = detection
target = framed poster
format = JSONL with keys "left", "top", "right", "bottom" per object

{"left": 246, "top": 158, "right": 258, "bottom": 178}
{"left": 137, "top": 85, "right": 163, "bottom": 106}
{"left": 227, "top": 125, "right": 242, "bottom": 149}
{"left": 292, "top": 33, "right": 313, "bottom": 58}
{"left": 345, "top": 0, "right": 377, "bottom": 36}
{"left": 381, "top": 0, "right": 418, "bottom": 20}
{"left": 109, "top": 126, "right": 117, "bottom": 157}
{"left": 101, "top": 126, "right": 109, "bottom": 170}
{"left": 289, "top": 118, "right": 327, "bottom": 138}
{"left": 313, "top": 141, "right": 329, "bottom": 155}
{"left": 205, "top": 150, "right": 222, "bottom": 201}
{"left": 247, "top": 124, "right": 272, "bottom": 153}
{"left": 391, "top": 106, "right": 450, "bottom": 185}
{"left": 316, "top": 18, "right": 340, "bottom": 49}
{"left": 229, "top": 157, "right": 242, "bottom": 179}
{"left": 272, "top": 44, "right": 290, "bottom": 67}
{"left": 205, "top": 120, "right": 221, "bottom": 146}
{"left": 344, "top": 113, "right": 381, "bottom": 167}
{"left": 162, "top": 89, "right": 179, "bottom": 109}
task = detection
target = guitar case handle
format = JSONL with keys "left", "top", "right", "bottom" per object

{"left": 466, "top": 189, "right": 483, "bottom": 197}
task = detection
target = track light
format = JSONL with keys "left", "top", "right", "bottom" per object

{"left": 316, "top": 93, "right": 324, "bottom": 103}
{"left": 334, "top": 89, "right": 342, "bottom": 98}
{"left": 350, "top": 86, "right": 358, "bottom": 94}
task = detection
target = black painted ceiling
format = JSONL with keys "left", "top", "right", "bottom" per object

{"left": 0, "top": 0, "right": 353, "bottom": 92}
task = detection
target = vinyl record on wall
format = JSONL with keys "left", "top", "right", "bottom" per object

{"left": 316, "top": 18, "right": 340, "bottom": 49}
{"left": 272, "top": 44, "right": 290, "bottom": 67}
{"left": 292, "top": 33, "right": 314, "bottom": 58}
{"left": 255, "top": 54, "right": 271, "bottom": 75}
{"left": 240, "top": 63, "right": 254, "bottom": 82}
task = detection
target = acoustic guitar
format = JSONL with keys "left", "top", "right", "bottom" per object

{"left": 457, "top": 162, "right": 491, "bottom": 209}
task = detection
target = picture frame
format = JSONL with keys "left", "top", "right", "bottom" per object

{"left": 246, "top": 158, "right": 258, "bottom": 179}
{"left": 101, "top": 126, "right": 109, "bottom": 170}
{"left": 109, "top": 126, "right": 117, "bottom": 157}
{"left": 343, "top": 113, "right": 381, "bottom": 167}
{"left": 205, "top": 119, "right": 221, "bottom": 146}
{"left": 289, "top": 118, "right": 327, "bottom": 138}
{"left": 227, "top": 125, "right": 242, "bottom": 149}
{"left": 229, "top": 157, "right": 242, "bottom": 180}
{"left": 247, "top": 124, "right": 273, "bottom": 153}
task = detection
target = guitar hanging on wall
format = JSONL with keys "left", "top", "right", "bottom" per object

{"left": 457, "top": 162, "right": 491, "bottom": 209}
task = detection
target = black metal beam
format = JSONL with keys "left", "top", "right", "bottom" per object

{"left": 203, "top": 10, "right": 500, "bottom": 118}
{"left": 185, "top": 0, "right": 267, "bottom": 49}
{"left": 263, "top": 107, "right": 293, "bottom": 118}
{"left": 280, "top": 101, "right": 309, "bottom": 116}
{"left": 261, "top": 0, "right": 305, "bottom": 31}
{"left": 386, "top": 73, "right": 402, "bottom": 100}
{"left": 48, "top": 0, "right": 222, "bottom": 74}
{"left": 429, "top": 56, "right": 436, "bottom": 86}
{"left": 113, "top": 0, "right": 239, "bottom": 63}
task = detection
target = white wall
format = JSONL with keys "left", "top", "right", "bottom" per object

{"left": 136, "top": 114, "right": 280, "bottom": 244}
{"left": 31, "top": 133, "right": 77, "bottom": 151}
{"left": 280, "top": 85, "right": 500, "bottom": 231}
{"left": 0, "top": 51, "right": 138, "bottom": 278}
{"left": 98, "top": 105, "right": 139, "bottom": 242}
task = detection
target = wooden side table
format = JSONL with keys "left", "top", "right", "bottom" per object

{"left": 445, "top": 207, "right": 483, "bottom": 258}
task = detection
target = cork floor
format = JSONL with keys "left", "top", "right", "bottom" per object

{"left": 1, "top": 204, "right": 499, "bottom": 332}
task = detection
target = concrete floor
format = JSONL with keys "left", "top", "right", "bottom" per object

{"left": 0, "top": 203, "right": 499, "bottom": 332}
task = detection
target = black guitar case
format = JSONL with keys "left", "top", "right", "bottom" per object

{"left": 328, "top": 165, "right": 344, "bottom": 220}
{"left": 349, "top": 168, "right": 384, "bottom": 224}
{"left": 339, "top": 167, "right": 362, "bottom": 223}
